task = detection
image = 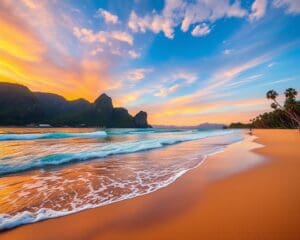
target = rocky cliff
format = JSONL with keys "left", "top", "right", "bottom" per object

{"left": 0, "top": 82, "right": 151, "bottom": 128}
{"left": 134, "top": 111, "right": 150, "bottom": 128}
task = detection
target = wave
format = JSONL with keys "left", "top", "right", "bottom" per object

{"left": 0, "top": 129, "right": 244, "bottom": 230}
{"left": 0, "top": 128, "right": 181, "bottom": 141}
{"left": 0, "top": 130, "right": 238, "bottom": 175}
{"left": 106, "top": 128, "right": 183, "bottom": 135}
{"left": 0, "top": 131, "right": 107, "bottom": 141}
{"left": 0, "top": 166, "right": 194, "bottom": 230}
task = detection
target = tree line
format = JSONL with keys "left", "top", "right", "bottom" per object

{"left": 229, "top": 88, "right": 300, "bottom": 129}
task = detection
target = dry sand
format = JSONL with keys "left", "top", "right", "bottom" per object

{"left": 1, "top": 129, "right": 299, "bottom": 240}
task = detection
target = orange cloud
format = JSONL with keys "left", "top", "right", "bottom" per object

{"left": 0, "top": 6, "right": 45, "bottom": 62}
{"left": 142, "top": 97, "right": 270, "bottom": 126}
{"left": 0, "top": 1, "right": 114, "bottom": 102}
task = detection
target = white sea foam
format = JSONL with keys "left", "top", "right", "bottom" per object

{"left": 0, "top": 131, "right": 107, "bottom": 141}
{"left": 0, "top": 166, "right": 190, "bottom": 230}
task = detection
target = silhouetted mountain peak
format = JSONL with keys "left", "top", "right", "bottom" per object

{"left": 134, "top": 111, "right": 149, "bottom": 128}
{"left": 95, "top": 93, "right": 111, "bottom": 103}
{"left": 0, "top": 82, "right": 151, "bottom": 128}
{"left": 0, "top": 82, "right": 31, "bottom": 94}
{"left": 94, "top": 93, "right": 113, "bottom": 109}
{"left": 0, "top": 82, "right": 41, "bottom": 125}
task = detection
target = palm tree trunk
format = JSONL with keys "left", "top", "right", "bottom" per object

{"left": 273, "top": 99, "right": 300, "bottom": 130}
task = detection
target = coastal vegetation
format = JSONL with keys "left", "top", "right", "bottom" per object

{"left": 230, "top": 88, "right": 300, "bottom": 129}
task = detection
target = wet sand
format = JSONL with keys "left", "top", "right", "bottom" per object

{"left": 1, "top": 129, "right": 299, "bottom": 240}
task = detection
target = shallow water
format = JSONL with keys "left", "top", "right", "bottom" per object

{"left": 0, "top": 128, "right": 243, "bottom": 230}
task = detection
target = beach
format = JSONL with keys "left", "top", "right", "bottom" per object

{"left": 1, "top": 129, "right": 299, "bottom": 240}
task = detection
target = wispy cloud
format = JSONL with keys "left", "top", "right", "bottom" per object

{"left": 223, "top": 49, "right": 234, "bottom": 55}
{"left": 155, "top": 84, "right": 180, "bottom": 97}
{"left": 128, "top": 50, "right": 141, "bottom": 59}
{"left": 191, "top": 23, "right": 211, "bottom": 37}
{"left": 91, "top": 46, "right": 104, "bottom": 56}
{"left": 146, "top": 97, "right": 269, "bottom": 125}
{"left": 249, "top": 0, "right": 268, "bottom": 21}
{"left": 163, "top": 54, "right": 271, "bottom": 109}
{"left": 226, "top": 74, "right": 263, "bottom": 88}
{"left": 267, "top": 62, "right": 276, "bottom": 67}
{"left": 96, "top": 8, "right": 119, "bottom": 24}
{"left": 126, "top": 68, "right": 153, "bottom": 83}
{"left": 261, "top": 77, "right": 295, "bottom": 86}
{"left": 171, "top": 71, "right": 198, "bottom": 84}
{"left": 73, "top": 27, "right": 133, "bottom": 45}
{"left": 273, "top": 0, "right": 300, "bottom": 14}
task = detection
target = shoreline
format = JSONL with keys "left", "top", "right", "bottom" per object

{"left": 1, "top": 129, "right": 299, "bottom": 239}
{"left": 0, "top": 130, "right": 249, "bottom": 230}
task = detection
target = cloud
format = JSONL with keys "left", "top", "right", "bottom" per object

{"left": 73, "top": 27, "right": 133, "bottom": 45}
{"left": 155, "top": 84, "right": 180, "bottom": 97}
{"left": 191, "top": 23, "right": 211, "bottom": 37}
{"left": 226, "top": 74, "right": 263, "bottom": 88}
{"left": 128, "top": 50, "right": 141, "bottom": 59}
{"left": 127, "top": 11, "right": 140, "bottom": 32}
{"left": 96, "top": 8, "right": 118, "bottom": 24}
{"left": 181, "top": 0, "right": 247, "bottom": 32}
{"left": 261, "top": 77, "right": 294, "bottom": 86}
{"left": 223, "top": 49, "right": 234, "bottom": 55}
{"left": 153, "top": 70, "right": 197, "bottom": 97}
{"left": 0, "top": 6, "right": 45, "bottom": 62}
{"left": 172, "top": 71, "right": 197, "bottom": 84}
{"left": 111, "top": 31, "right": 133, "bottom": 45}
{"left": 126, "top": 68, "right": 153, "bottom": 82}
{"left": 267, "top": 62, "right": 275, "bottom": 67}
{"left": 168, "top": 54, "right": 270, "bottom": 109}
{"left": 110, "top": 46, "right": 122, "bottom": 56}
{"left": 273, "top": 0, "right": 300, "bottom": 13}
{"left": 91, "top": 47, "right": 104, "bottom": 56}
{"left": 114, "top": 88, "right": 153, "bottom": 106}
{"left": 118, "top": 93, "right": 141, "bottom": 105}
{"left": 73, "top": 27, "right": 107, "bottom": 43}
{"left": 21, "top": 0, "right": 37, "bottom": 9}
{"left": 128, "top": 0, "right": 247, "bottom": 38}
{"left": 128, "top": 8, "right": 179, "bottom": 39}
{"left": 249, "top": 0, "right": 268, "bottom": 21}
{"left": 147, "top": 96, "right": 269, "bottom": 125}
{"left": 8, "top": 0, "right": 84, "bottom": 58}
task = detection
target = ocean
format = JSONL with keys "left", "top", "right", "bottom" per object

{"left": 0, "top": 127, "right": 243, "bottom": 230}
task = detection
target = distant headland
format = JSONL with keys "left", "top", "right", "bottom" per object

{"left": 0, "top": 82, "right": 151, "bottom": 128}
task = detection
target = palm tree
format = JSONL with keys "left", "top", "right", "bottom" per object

{"left": 284, "top": 88, "right": 300, "bottom": 125}
{"left": 266, "top": 88, "right": 300, "bottom": 129}
{"left": 266, "top": 90, "right": 278, "bottom": 100}
{"left": 284, "top": 88, "right": 297, "bottom": 99}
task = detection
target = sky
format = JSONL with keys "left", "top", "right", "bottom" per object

{"left": 0, "top": 0, "right": 300, "bottom": 126}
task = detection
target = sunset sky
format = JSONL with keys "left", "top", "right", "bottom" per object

{"left": 0, "top": 0, "right": 300, "bottom": 125}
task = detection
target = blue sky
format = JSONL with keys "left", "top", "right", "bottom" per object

{"left": 0, "top": 0, "right": 300, "bottom": 125}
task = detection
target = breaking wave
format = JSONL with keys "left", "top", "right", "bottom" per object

{"left": 0, "top": 131, "right": 107, "bottom": 141}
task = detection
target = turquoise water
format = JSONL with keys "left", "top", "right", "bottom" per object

{"left": 0, "top": 127, "right": 243, "bottom": 230}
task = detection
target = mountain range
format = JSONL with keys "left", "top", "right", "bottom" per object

{"left": 153, "top": 123, "right": 225, "bottom": 130}
{"left": 0, "top": 82, "right": 151, "bottom": 128}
